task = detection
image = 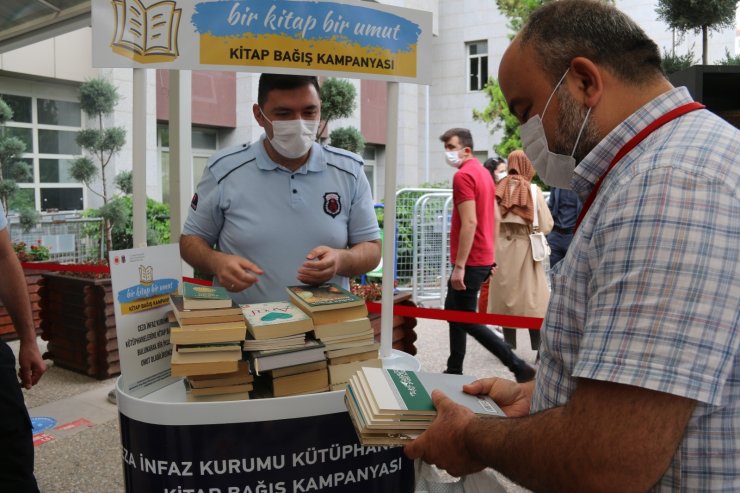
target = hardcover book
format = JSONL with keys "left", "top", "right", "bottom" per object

{"left": 286, "top": 283, "right": 365, "bottom": 311}
{"left": 313, "top": 317, "right": 372, "bottom": 339}
{"left": 242, "top": 334, "right": 306, "bottom": 352}
{"left": 328, "top": 358, "right": 382, "bottom": 386}
{"left": 176, "top": 341, "right": 243, "bottom": 353}
{"left": 169, "top": 295, "right": 243, "bottom": 325}
{"left": 271, "top": 368, "right": 330, "bottom": 397}
{"left": 170, "top": 350, "right": 240, "bottom": 377}
{"left": 241, "top": 301, "right": 314, "bottom": 340}
{"left": 248, "top": 339, "right": 326, "bottom": 375}
{"left": 270, "top": 360, "right": 328, "bottom": 379}
{"left": 187, "top": 362, "right": 253, "bottom": 389}
{"left": 182, "top": 282, "right": 233, "bottom": 310}
{"left": 169, "top": 320, "right": 246, "bottom": 345}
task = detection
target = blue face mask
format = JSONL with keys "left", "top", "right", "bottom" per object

{"left": 519, "top": 69, "right": 591, "bottom": 189}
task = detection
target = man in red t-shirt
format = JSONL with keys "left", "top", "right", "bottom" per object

{"left": 440, "top": 128, "right": 535, "bottom": 382}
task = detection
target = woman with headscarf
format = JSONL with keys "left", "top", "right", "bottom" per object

{"left": 487, "top": 150, "right": 553, "bottom": 351}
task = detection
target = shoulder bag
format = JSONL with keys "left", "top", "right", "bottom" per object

{"left": 529, "top": 184, "right": 551, "bottom": 262}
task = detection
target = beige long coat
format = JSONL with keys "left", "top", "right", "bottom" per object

{"left": 488, "top": 185, "right": 553, "bottom": 317}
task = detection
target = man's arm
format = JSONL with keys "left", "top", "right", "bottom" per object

{"left": 407, "top": 378, "right": 695, "bottom": 492}
{"left": 179, "top": 234, "right": 263, "bottom": 292}
{"left": 0, "top": 228, "right": 46, "bottom": 388}
{"left": 450, "top": 200, "right": 477, "bottom": 290}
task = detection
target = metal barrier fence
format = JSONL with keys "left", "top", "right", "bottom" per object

{"left": 8, "top": 215, "right": 105, "bottom": 263}
{"left": 394, "top": 188, "right": 453, "bottom": 307}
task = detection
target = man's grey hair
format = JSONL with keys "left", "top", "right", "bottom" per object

{"left": 521, "top": 0, "right": 664, "bottom": 86}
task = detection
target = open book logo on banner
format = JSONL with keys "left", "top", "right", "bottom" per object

{"left": 110, "top": 0, "right": 182, "bottom": 63}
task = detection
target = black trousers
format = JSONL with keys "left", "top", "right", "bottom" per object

{"left": 0, "top": 340, "right": 40, "bottom": 493}
{"left": 445, "top": 265, "right": 527, "bottom": 375}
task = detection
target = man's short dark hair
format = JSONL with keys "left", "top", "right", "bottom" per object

{"left": 439, "top": 128, "right": 474, "bottom": 150}
{"left": 521, "top": 0, "right": 664, "bottom": 86}
{"left": 257, "top": 74, "right": 320, "bottom": 107}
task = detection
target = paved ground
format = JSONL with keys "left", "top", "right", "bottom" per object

{"left": 11, "top": 319, "right": 536, "bottom": 492}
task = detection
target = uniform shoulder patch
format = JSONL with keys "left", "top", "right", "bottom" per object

{"left": 190, "top": 193, "right": 198, "bottom": 211}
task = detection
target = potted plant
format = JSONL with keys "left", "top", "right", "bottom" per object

{"left": 350, "top": 279, "right": 418, "bottom": 356}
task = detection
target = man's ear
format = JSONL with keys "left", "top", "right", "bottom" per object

{"left": 253, "top": 104, "right": 265, "bottom": 127}
{"left": 568, "top": 57, "right": 603, "bottom": 109}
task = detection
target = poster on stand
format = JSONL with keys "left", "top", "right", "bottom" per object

{"left": 110, "top": 244, "right": 181, "bottom": 398}
{"left": 92, "top": 0, "right": 433, "bottom": 84}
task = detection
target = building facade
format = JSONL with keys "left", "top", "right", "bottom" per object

{"left": 0, "top": 0, "right": 735, "bottom": 213}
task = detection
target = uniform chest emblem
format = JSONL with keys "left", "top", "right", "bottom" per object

{"left": 323, "top": 192, "right": 342, "bottom": 218}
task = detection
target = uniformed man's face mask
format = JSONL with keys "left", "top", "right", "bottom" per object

{"left": 260, "top": 108, "right": 319, "bottom": 159}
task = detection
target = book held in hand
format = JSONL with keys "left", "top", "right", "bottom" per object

{"left": 182, "top": 282, "right": 233, "bottom": 310}
{"left": 241, "top": 301, "right": 314, "bottom": 340}
{"left": 345, "top": 367, "right": 505, "bottom": 446}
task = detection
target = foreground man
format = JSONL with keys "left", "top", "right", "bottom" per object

{"left": 405, "top": 1, "right": 739, "bottom": 491}
{"left": 180, "top": 74, "right": 380, "bottom": 303}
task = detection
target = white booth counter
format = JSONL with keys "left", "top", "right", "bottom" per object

{"left": 116, "top": 354, "right": 419, "bottom": 492}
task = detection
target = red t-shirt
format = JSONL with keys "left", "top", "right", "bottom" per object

{"left": 450, "top": 158, "right": 495, "bottom": 267}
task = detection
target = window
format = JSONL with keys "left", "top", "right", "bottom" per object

{"left": 467, "top": 41, "right": 489, "bottom": 91}
{"left": 0, "top": 93, "right": 84, "bottom": 212}
{"left": 158, "top": 125, "right": 219, "bottom": 203}
{"left": 362, "top": 145, "right": 377, "bottom": 201}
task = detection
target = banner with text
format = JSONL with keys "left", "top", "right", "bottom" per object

{"left": 120, "top": 411, "right": 414, "bottom": 492}
{"left": 110, "top": 244, "right": 181, "bottom": 398}
{"left": 92, "top": 0, "right": 433, "bottom": 84}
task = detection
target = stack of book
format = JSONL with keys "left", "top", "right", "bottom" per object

{"left": 168, "top": 282, "right": 249, "bottom": 401}
{"left": 287, "top": 283, "right": 380, "bottom": 390}
{"left": 344, "top": 367, "right": 505, "bottom": 446}
{"left": 241, "top": 301, "right": 329, "bottom": 397}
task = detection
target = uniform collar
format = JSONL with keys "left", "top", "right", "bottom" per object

{"left": 255, "top": 134, "right": 327, "bottom": 174}
{"left": 571, "top": 86, "right": 694, "bottom": 200}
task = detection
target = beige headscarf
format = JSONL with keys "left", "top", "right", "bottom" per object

{"left": 496, "top": 150, "right": 535, "bottom": 224}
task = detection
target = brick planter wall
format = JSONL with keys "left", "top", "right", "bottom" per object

{"left": 39, "top": 273, "right": 119, "bottom": 379}
{"left": 369, "top": 292, "right": 418, "bottom": 356}
{"left": 0, "top": 268, "right": 44, "bottom": 340}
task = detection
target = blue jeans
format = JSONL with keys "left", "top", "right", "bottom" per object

{"left": 445, "top": 265, "right": 528, "bottom": 375}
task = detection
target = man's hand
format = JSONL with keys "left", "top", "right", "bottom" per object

{"left": 18, "top": 340, "right": 46, "bottom": 389}
{"left": 213, "top": 253, "right": 264, "bottom": 292}
{"left": 404, "top": 390, "right": 487, "bottom": 477}
{"left": 450, "top": 265, "right": 466, "bottom": 291}
{"left": 464, "top": 377, "right": 534, "bottom": 417}
{"left": 297, "top": 246, "right": 339, "bottom": 285}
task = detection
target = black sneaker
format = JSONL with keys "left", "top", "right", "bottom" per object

{"left": 514, "top": 364, "right": 536, "bottom": 383}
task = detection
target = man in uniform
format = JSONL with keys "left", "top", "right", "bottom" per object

{"left": 180, "top": 74, "right": 381, "bottom": 303}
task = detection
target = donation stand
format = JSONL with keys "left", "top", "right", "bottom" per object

{"left": 96, "top": 1, "right": 433, "bottom": 491}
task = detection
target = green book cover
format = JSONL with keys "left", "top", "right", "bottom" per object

{"left": 286, "top": 283, "right": 364, "bottom": 311}
{"left": 183, "top": 282, "right": 229, "bottom": 301}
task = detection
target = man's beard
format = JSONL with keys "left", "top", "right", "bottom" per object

{"left": 552, "top": 86, "right": 601, "bottom": 164}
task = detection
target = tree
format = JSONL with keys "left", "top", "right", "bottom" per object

{"left": 472, "top": 79, "right": 521, "bottom": 158}
{"left": 656, "top": 0, "right": 738, "bottom": 64}
{"left": 0, "top": 97, "right": 32, "bottom": 216}
{"left": 318, "top": 78, "right": 357, "bottom": 140}
{"left": 495, "top": 0, "right": 543, "bottom": 35}
{"left": 69, "top": 78, "right": 127, "bottom": 258}
{"left": 661, "top": 46, "right": 697, "bottom": 74}
{"left": 329, "top": 127, "right": 365, "bottom": 154}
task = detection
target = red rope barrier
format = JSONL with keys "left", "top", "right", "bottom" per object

{"left": 26, "top": 269, "right": 541, "bottom": 329}
{"left": 365, "top": 301, "right": 543, "bottom": 329}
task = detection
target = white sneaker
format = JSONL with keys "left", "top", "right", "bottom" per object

{"left": 490, "top": 325, "right": 504, "bottom": 339}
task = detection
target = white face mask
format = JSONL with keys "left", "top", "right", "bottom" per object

{"left": 494, "top": 171, "right": 508, "bottom": 182}
{"left": 520, "top": 69, "right": 591, "bottom": 189}
{"left": 260, "top": 108, "right": 319, "bottom": 159}
{"left": 445, "top": 150, "right": 463, "bottom": 168}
